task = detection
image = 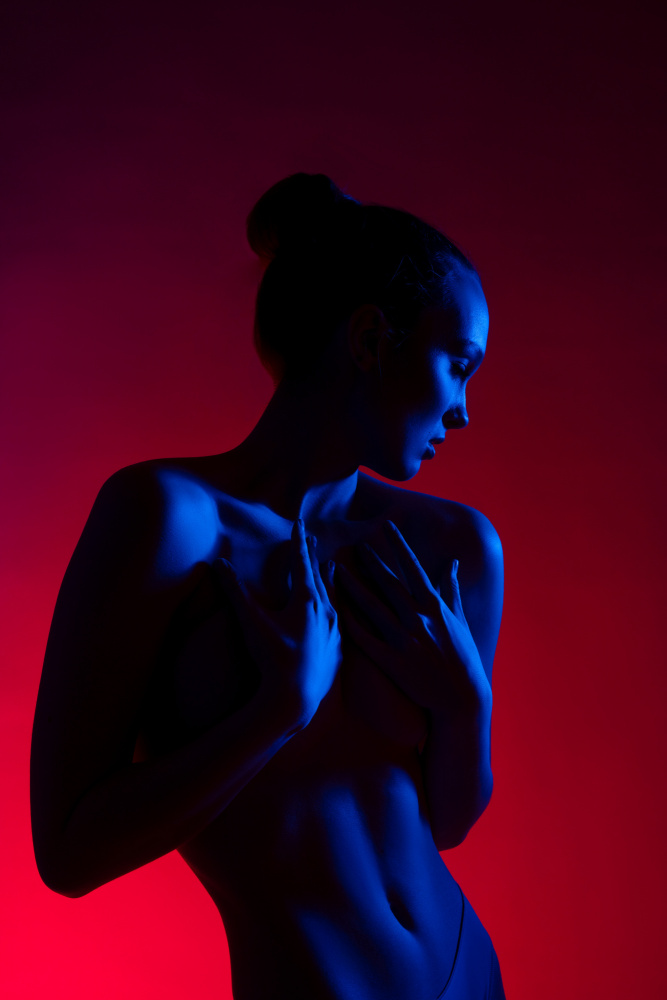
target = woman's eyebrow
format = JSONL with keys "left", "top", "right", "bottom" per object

{"left": 450, "top": 338, "right": 484, "bottom": 362}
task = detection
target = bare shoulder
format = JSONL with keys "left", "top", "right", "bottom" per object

{"left": 31, "top": 457, "right": 224, "bottom": 883}
{"left": 89, "top": 458, "right": 222, "bottom": 583}
{"left": 360, "top": 475, "right": 504, "bottom": 676}
{"left": 35, "top": 455, "right": 222, "bottom": 716}
{"left": 360, "top": 473, "right": 502, "bottom": 572}
{"left": 426, "top": 494, "right": 503, "bottom": 581}
{"left": 412, "top": 491, "right": 503, "bottom": 678}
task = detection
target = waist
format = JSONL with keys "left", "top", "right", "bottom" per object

{"left": 179, "top": 763, "right": 464, "bottom": 999}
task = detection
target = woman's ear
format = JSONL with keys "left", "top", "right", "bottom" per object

{"left": 346, "top": 304, "right": 392, "bottom": 372}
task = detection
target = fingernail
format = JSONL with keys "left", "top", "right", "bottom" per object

{"left": 453, "top": 558, "right": 459, "bottom": 572}
{"left": 328, "top": 560, "right": 335, "bottom": 572}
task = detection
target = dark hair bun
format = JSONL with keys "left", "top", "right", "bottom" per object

{"left": 247, "top": 172, "right": 476, "bottom": 383}
{"left": 246, "top": 173, "right": 358, "bottom": 262}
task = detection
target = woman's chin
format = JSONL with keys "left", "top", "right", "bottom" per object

{"left": 365, "top": 456, "right": 422, "bottom": 482}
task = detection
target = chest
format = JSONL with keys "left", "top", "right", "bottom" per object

{"left": 142, "top": 521, "right": 431, "bottom": 757}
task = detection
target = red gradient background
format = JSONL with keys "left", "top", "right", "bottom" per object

{"left": 2, "top": 2, "right": 665, "bottom": 997}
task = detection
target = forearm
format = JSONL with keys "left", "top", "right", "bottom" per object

{"left": 40, "top": 691, "right": 302, "bottom": 897}
{"left": 420, "top": 695, "right": 494, "bottom": 851}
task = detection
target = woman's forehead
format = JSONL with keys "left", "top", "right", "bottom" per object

{"left": 420, "top": 276, "right": 489, "bottom": 352}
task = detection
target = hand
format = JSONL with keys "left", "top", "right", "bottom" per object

{"left": 335, "top": 521, "right": 491, "bottom": 721}
{"left": 213, "top": 518, "right": 342, "bottom": 727}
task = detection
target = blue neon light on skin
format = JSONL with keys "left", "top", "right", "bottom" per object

{"left": 31, "top": 180, "right": 505, "bottom": 999}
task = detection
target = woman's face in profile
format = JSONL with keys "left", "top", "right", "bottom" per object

{"left": 370, "top": 270, "right": 489, "bottom": 480}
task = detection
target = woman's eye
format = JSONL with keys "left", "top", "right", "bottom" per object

{"left": 451, "top": 362, "right": 470, "bottom": 377}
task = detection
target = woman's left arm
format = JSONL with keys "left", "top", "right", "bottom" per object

{"left": 335, "top": 511, "right": 503, "bottom": 851}
{"left": 423, "top": 509, "right": 503, "bottom": 849}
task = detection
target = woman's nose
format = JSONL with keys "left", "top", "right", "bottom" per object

{"left": 443, "top": 404, "right": 469, "bottom": 430}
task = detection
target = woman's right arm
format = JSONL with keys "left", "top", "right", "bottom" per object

{"left": 30, "top": 465, "right": 337, "bottom": 898}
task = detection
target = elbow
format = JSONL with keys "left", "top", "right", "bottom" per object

{"left": 434, "top": 822, "right": 474, "bottom": 852}
{"left": 36, "top": 862, "right": 90, "bottom": 899}
{"left": 432, "top": 774, "right": 494, "bottom": 852}
{"left": 435, "top": 832, "right": 466, "bottom": 852}
{"left": 34, "top": 843, "right": 99, "bottom": 899}
{"left": 47, "top": 881, "right": 91, "bottom": 900}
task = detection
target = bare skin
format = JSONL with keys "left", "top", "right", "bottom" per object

{"left": 31, "top": 269, "right": 503, "bottom": 999}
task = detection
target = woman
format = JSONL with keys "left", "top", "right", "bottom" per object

{"left": 31, "top": 173, "right": 505, "bottom": 999}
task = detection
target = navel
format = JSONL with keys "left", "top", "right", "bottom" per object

{"left": 387, "top": 893, "right": 416, "bottom": 932}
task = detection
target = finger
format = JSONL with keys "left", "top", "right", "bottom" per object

{"left": 383, "top": 521, "right": 438, "bottom": 602}
{"left": 441, "top": 558, "right": 466, "bottom": 620}
{"left": 322, "top": 559, "right": 337, "bottom": 605}
{"left": 290, "top": 518, "right": 316, "bottom": 596}
{"left": 335, "top": 563, "right": 404, "bottom": 645}
{"left": 357, "top": 543, "right": 416, "bottom": 625}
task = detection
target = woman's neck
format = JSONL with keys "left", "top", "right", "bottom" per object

{"left": 216, "top": 377, "right": 363, "bottom": 525}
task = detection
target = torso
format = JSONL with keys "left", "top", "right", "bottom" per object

{"left": 137, "top": 457, "right": 471, "bottom": 1000}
